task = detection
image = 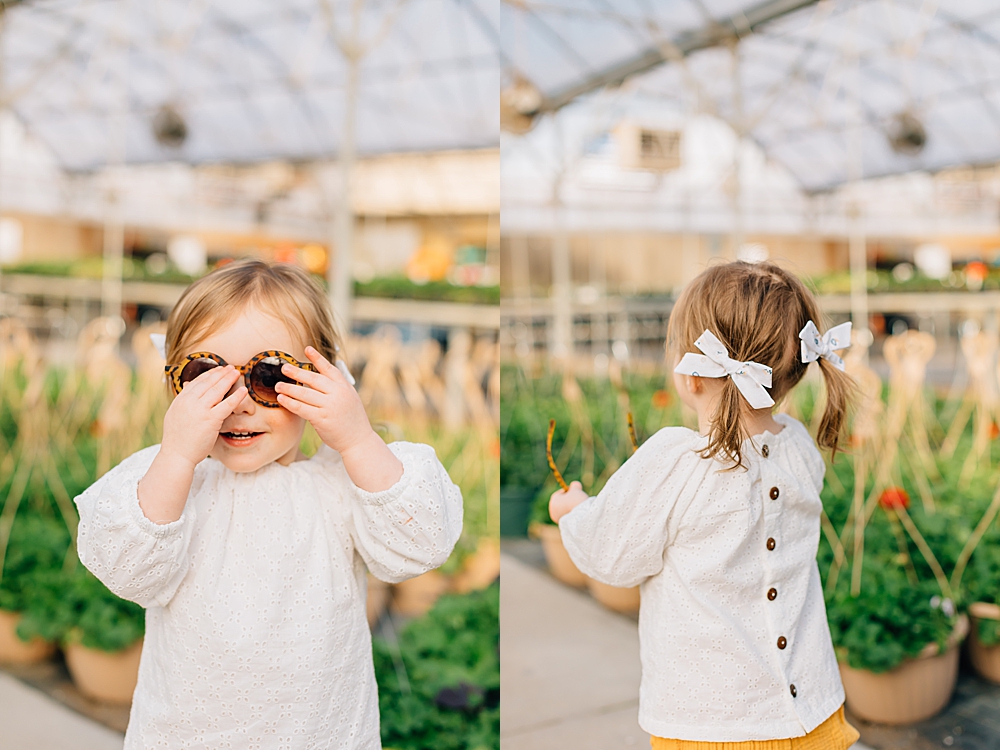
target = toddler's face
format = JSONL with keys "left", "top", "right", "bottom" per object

{"left": 184, "top": 305, "right": 308, "bottom": 473}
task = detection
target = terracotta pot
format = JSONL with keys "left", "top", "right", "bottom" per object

{"left": 967, "top": 602, "right": 1000, "bottom": 684}
{"left": 586, "top": 578, "right": 640, "bottom": 614}
{"left": 531, "top": 523, "right": 587, "bottom": 588}
{"left": 391, "top": 570, "right": 450, "bottom": 617}
{"left": 452, "top": 537, "right": 501, "bottom": 593}
{"left": 839, "top": 615, "right": 968, "bottom": 725}
{"left": 63, "top": 637, "right": 143, "bottom": 705}
{"left": 0, "top": 609, "right": 55, "bottom": 665}
{"left": 366, "top": 573, "right": 391, "bottom": 628}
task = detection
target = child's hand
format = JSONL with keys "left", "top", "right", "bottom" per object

{"left": 275, "top": 346, "right": 374, "bottom": 456}
{"left": 162, "top": 365, "right": 247, "bottom": 468}
{"left": 549, "top": 481, "right": 588, "bottom": 523}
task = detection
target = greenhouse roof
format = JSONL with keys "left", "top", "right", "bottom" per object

{"left": 0, "top": 0, "right": 500, "bottom": 171}
{"left": 500, "top": 0, "right": 1000, "bottom": 192}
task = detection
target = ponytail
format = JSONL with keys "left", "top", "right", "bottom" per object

{"left": 701, "top": 377, "right": 752, "bottom": 470}
{"left": 816, "top": 357, "right": 855, "bottom": 460}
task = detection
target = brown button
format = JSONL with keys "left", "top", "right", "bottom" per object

{"left": 777, "top": 636, "right": 787, "bottom": 649}
{"left": 766, "top": 537, "right": 776, "bottom": 551}
{"left": 790, "top": 684, "right": 797, "bottom": 697}
{"left": 767, "top": 588, "right": 778, "bottom": 601}
{"left": 762, "top": 444, "right": 769, "bottom": 457}
{"left": 769, "top": 486, "right": 780, "bottom": 500}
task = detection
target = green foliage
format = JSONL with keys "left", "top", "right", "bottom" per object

{"left": 825, "top": 578, "right": 956, "bottom": 673}
{"left": 375, "top": 585, "right": 499, "bottom": 750}
{"left": 809, "top": 380, "right": 1000, "bottom": 672}
{"left": 354, "top": 275, "right": 499, "bottom": 305}
{"left": 501, "top": 365, "right": 684, "bottom": 527}
{"left": 0, "top": 515, "right": 71, "bottom": 614}
{"left": 17, "top": 565, "right": 145, "bottom": 652}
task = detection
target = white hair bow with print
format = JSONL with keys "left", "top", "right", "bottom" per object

{"left": 798, "top": 320, "right": 851, "bottom": 371}
{"left": 673, "top": 330, "right": 775, "bottom": 409}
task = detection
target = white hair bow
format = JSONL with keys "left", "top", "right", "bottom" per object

{"left": 799, "top": 320, "right": 851, "bottom": 371}
{"left": 673, "top": 330, "right": 775, "bottom": 409}
{"left": 149, "top": 333, "right": 166, "bottom": 360}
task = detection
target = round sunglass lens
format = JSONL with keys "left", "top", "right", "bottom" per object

{"left": 250, "top": 357, "right": 293, "bottom": 403}
{"left": 179, "top": 357, "right": 220, "bottom": 388}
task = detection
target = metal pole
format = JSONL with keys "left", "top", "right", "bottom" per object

{"left": 101, "top": 0, "right": 128, "bottom": 341}
{"left": 847, "top": 4, "right": 868, "bottom": 356}
{"left": 550, "top": 178, "right": 572, "bottom": 362}
{"left": 329, "top": 3, "right": 361, "bottom": 335}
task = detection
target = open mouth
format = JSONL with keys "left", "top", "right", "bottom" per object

{"left": 220, "top": 431, "right": 264, "bottom": 447}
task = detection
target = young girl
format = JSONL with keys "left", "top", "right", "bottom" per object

{"left": 550, "top": 261, "right": 861, "bottom": 749}
{"left": 73, "top": 260, "right": 463, "bottom": 749}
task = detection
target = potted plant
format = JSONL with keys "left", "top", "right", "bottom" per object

{"left": 527, "top": 492, "right": 587, "bottom": 588}
{"left": 960, "top": 528, "right": 1000, "bottom": 683}
{"left": 828, "top": 581, "right": 966, "bottom": 724}
{"left": 20, "top": 565, "right": 145, "bottom": 704}
{"left": 0, "top": 514, "right": 69, "bottom": 664}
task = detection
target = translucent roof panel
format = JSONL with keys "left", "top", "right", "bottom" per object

{"left": 502, "top": 0, "right": 1000, "bottom": 192}
{"left": 1, "top": 0, "right": 500, "bottom": 170}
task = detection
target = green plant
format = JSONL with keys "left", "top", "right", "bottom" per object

{"left": 0, "top": 514, "right": 71, "bottom": 615}
{"left": 354, "top": 275, "right": 499, "bottom": 305}
{"left": 18, "top": 565, "right": 144, "bottom": 652}
{"left": 374, "top": 584, "right": 499, "bottom": 750}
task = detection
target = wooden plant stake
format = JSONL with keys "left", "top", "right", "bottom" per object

{"left": 941, "top": 330, "right": 997, "bottom": 461}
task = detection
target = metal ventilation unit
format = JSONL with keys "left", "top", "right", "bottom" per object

{"left": 616, "top": 123, "right": 682, "bottom": 171}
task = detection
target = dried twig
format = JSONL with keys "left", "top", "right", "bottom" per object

{"left": 546, "top": 419, "right": 568, "bottom": 492}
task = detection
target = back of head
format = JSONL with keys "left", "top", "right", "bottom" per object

{"left": 667, "top": 261, "right": 853, "bottom": 467}
{"left": 165, "top": 259, "right": 342, "bottom": 366}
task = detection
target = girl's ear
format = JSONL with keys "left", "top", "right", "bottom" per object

{"left": 686, "top": 375, "right": 703, "bottom": 394}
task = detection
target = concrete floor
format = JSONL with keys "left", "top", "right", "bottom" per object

{"left": 0, "top": 672, "right": 124, "bottom": 750}
{"left": 500, "top": 541, "right": 876, "bottom": 750}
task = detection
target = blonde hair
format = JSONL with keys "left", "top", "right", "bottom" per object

{"left": 667, "top": 261, "right": 854, "bottom": 468}
{"left": 165, "top": 260, "right": 343, "bottom": 367}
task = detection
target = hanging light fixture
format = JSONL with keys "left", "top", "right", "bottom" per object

{"left": 887, "top": 111, "right": 927, "bottom": 156}
{"left": 152, "top": 104, "right": 188, "bottom": 148}
{"left": 500, "top": 73, "right": 542, "bottom": 135}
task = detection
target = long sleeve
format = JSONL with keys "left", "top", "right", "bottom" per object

{"left": 74, "top": 445, "right": 196, "bottom": 608}
{"left": 559, "top": 427, "right": 698, "bottom": 588}
{"left": 317, "top": 441, "right": 463, "bottom": 584}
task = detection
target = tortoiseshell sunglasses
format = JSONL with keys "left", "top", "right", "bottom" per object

{"left": 164, "top": 350, "right": 317, "bottom": 408}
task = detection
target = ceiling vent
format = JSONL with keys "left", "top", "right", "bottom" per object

{"left": 887, "top": 111, "right": 926, "bottom": 156}
{"left": 152, "top": 104, "right": 188, "bottom": 148}
{"left": 616, "top": 123, "right": 681, "bottom": 171}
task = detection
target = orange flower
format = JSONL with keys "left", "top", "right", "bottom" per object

{"left": 652, "top": 390, "right": 672, "bottom": 409}
{"left": 991, "top": 422, "right": 1000, "bottom": 440}
{"left": 490, "top": 439, "right": 501, "bottom": 458}
{"left": 966, "top": 260, "right": 989, "bottom": 282}
{"left": 879, "top": 487, "right": 910, "bottom": 511}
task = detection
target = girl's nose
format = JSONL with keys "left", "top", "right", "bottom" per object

{"left": 226, "top": 379, "right": 254, "bottom": 412}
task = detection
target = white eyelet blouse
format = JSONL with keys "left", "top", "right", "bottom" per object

{"left": 558, "top": 413, "right": 844, "bottom": 742}
{"left": 74, "top": 441, "right": 463, "bottom": 750}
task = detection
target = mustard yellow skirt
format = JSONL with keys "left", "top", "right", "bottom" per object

{"left": 651, "top": 705, "right": 860, "bottom": 750}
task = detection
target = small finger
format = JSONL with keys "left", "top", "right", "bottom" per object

{"left": 304, "top": 346, "right": 344, "bottom": 380}
{"left": 274, "top": 381, "right": 326, "bottom": 407}
{"left": 280, "top": 363, "right": 331, "bottom": 392}
{"left": 181, "top": 365, "right": 230, "bottom": 394}
{"left": 205, "top": 368, "right": 242, "bottom": 401}
{"left": 213, "top": 385, "right": 247, "bottom": 413}
{"left": 276, "top": 392, "right": 319, "bottom": 419}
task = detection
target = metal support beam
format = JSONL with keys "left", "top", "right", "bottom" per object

{"left": 532, "top": 0, "right": 823, "bottom": 115}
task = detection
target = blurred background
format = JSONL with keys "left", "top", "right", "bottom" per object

{"left": 499, "top": 2, "right": 1000, "bottom": 749}
{"left": 0, "top": 2, "right": 499, "bottom": 749}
